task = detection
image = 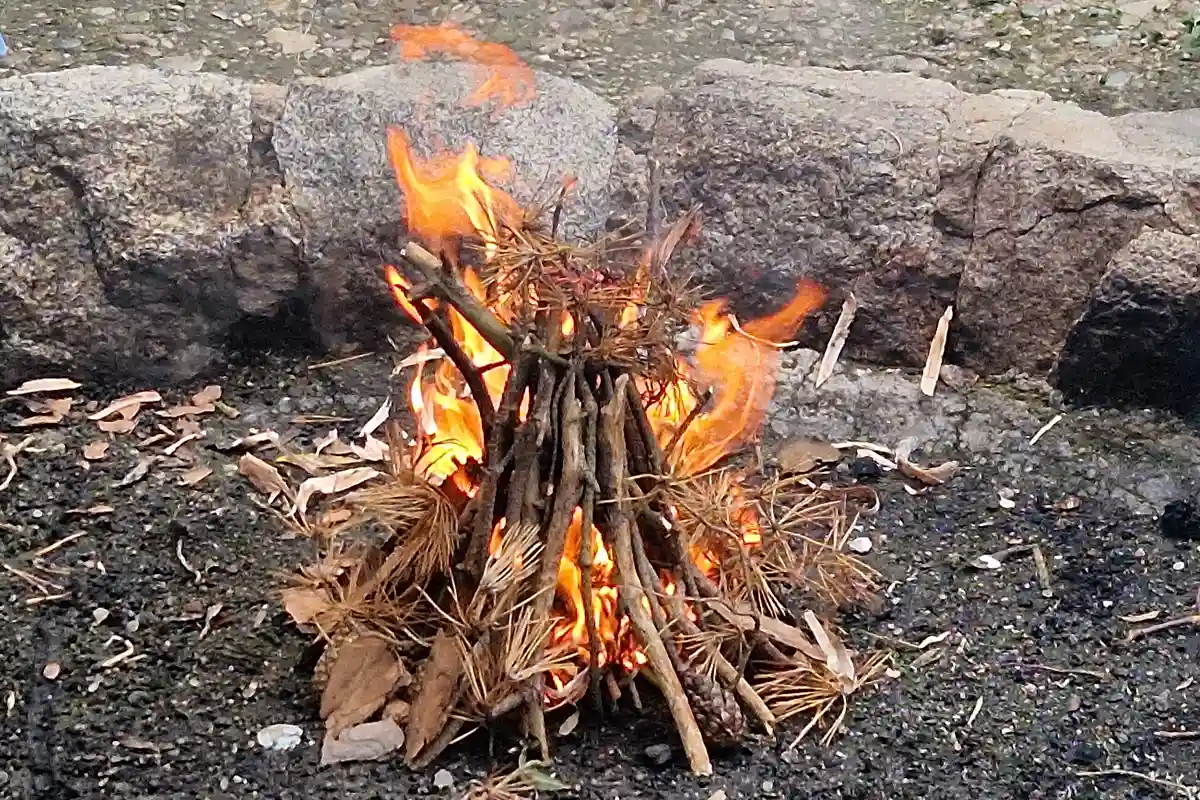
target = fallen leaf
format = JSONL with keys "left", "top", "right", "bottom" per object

{"left": 776, "top": 437, "right": 841, "bottom": 475}
{"left": 314, "top": 429, "right": 340, "bottom": 456}
{"left": 557, "top": 709, "right": 581, "bottom": 737}
{"left": 266, "top": 26, "right": 318, "bottom": 55}
{"left": 815, "top": 292, "right": 856, "bottom": 388}
{"left": 276, "top": 451, "right": 363, "bottom": 477}
{"left": 89, "top": 391, "right": 161, "bottom": 421}
{"left": 321, "top": 719, "right": 406, "bottom": 765}
{"left": 384, "top": 699, "right": 411, "bottom": 725}
{"left": 82, "top": 440, "right": 110, "bottom": 461}
{"left": 894, "top": 437, "right": 959, "bottom": 487}
{"left": 158, "top": 404, "right": 215, "bottom": 419}
{"left": 847, "top": 536, "right": 872, "bottom": 554}
{"left": 164, "top": 432, "right": 201, "bottom": 456}
{"left": 7, "top": 378, "right": 81, "bottom": 396}
{"left": 406, "top": 630, "right": 464, "bottom": 762}
{"left": 969, "top": 554, "right": 1003, "bottom": 571}
{"left": 920, "top": 305, "right": 954, "bottom": 397}
{"left": 98, "top": 418, "right": 138, "bottom": 434}
{"left": 350, "top": 435, "right": 388, "bottom": 463}
{"left": 191, "top": 385, "right": 222, "bottom": 405}
{"left": 178, "top": 466, "right": 213, "bottom": 487}
{"left": 256, "top": 723, "right": 304, "bottom": 751}
{"left": 17, "top": 397, "right": 73, "bottom": 427}
{"left": 358, "top": 398, "right": 391, "bottom": 439}
{"left": 282, "top": 586, "right": 332, "bottom": 626}
{"left": 220, "top": 430, "right": 281, "bottom": 453}
{"left": 915, "top": 631, "right": 952, "bottom": 649}
{"left": 238, "top": 454, "right": 292, "bottom": 502}
{"left": 115, "top": 457, "right": 156, "bottom": 488}
{"left": 295, "top": 467, "right": 382, "bottom": 518}
{"left": 1119, "top": 610, "right": 1162, "bottom": 624}
{"left": 803, "top": 610, "right": 856, "bottom": 692}
{"left": 321, "top": 635, "right": 408, "bottom": 739}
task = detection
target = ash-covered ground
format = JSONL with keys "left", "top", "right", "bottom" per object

{"left": 1, "top": 350, "right": 1197, "bottom": 799}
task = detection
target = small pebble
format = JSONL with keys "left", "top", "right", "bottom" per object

{"left": 433, "top": 769, "right": 455, "bottom": 790}
{"left": 644, "top": 743, "right": 672, "bottom": 766}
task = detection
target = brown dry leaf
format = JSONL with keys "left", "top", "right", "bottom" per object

{"left": 89, "top": 391, "right": 161, "bottom": 421}
{"left": 158, "top": 404, "right": 214, "bottom": 419}
{"left": 321, "top": 635, "right": 408, "bottom": 739}
{"left": 281, "top": 586, "right": 332, "bottom": 626}
{"left": 350, "top": 435, "right": 388, "bottom": 463}
{"left": 815, "top": 292, "right": 857, "bottom": 388}
{"left": 803, "top": 610, "right": 856, "bottom": 693}
{"left": 221, "top": 430, "right": 281, "bottom": 453}
{"left": 17, "top": 397, "right": 73, "bottom": 427}
{"left": 276, "top": 452, "right": 362, "bottom": 477}
{"left": 98, "top": 418, "right": 138, "bottom": 434}
{"left": 178, "top": 466, "right": 213, "bottom": 487}
{"left": 82, "top": 440, "right": 110, "bottom": 461}
{"left": 314, "top": 429, "right": 340, "bottom": 456}
{"left": 776, "top": 437, "right": 841, "bottom": 475}
{"left": 7, "top": 378, "right": 81, "bottom": 396}
{"left": 920, "top": 306, "right": 954, "bottom": 397}
{"left": 405, "top": 630, "right": 464, "bottom": 763}
{"left": 191, "top": 385, "right": 222, "bottom": 406}
{"left": 320, "top": 719, "right": 406, "bottom": 766}
{"left": 238, "top": 454, "right": 292, "bottom": 502}
{"left": 894, "top": 438, "right": 960, "bottom": 487}
{"left": 295, "top": 467, "right": 382, "bottom": 518}
{"left": 64, "top": 504, "right": 114, "bottom": 516}
{"left": 384, "top": 699, "right": 411, "bottom": 725}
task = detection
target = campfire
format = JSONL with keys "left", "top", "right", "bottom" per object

{"left": 278, "top": 23, "right": 886, "bottom": 777}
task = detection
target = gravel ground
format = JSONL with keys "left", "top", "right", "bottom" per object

{"left": 1, "top": 353, "right": 1199, "bottom": 799}
{"left": 1, "top": 0, "right": 1199, "bottom": 114}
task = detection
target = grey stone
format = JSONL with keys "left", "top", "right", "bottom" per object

{"left": 272, "top": 62, "right": 616, "bottom": 346}
{"left": 0, "top": 66, "right": 298, "bottom": 385}
{"left": 635, "top": 60, "right": 1200, "bottom": 374}
{"left": 1055, "top": 230, "right": 1200, "bottom": 413}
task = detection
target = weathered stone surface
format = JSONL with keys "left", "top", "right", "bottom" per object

{"left": 0, "top": 62, "right": 616, "bottom": 386}
{"left": 1055, "top": 230, "right": 1200, "bottom": 412}
{"left": 272, "top": 62, "right": 616, "bottom": 347}
{"left": 0, "top": 66, "right": 298, "bottom": 384}
{"left": 636, "top": 59, "right": 1200, "bottom": 374}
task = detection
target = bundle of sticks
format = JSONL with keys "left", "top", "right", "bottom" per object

{"left": 369, "top": 221, "right": 856, "bottom": 774}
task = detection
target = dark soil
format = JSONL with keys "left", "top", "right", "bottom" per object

{"left": 2, "top": 353, "right": 1198, "bottom": 800}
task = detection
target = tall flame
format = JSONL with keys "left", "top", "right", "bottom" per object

{"left": 647, "top": 281, "right": 826, "bottom": 477}
{"left": 378, "top": 23, "right": 828, "bottom": 695}
{"left": 391, "top": 22, "right": 537, "bottom": 107}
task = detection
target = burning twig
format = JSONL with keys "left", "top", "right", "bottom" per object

{"left": 602, "top": 377, "right": 711, "bottom": 776}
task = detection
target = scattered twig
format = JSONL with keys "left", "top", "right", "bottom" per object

{"left": 308, "top": 352, "right": 375, "bottom": 370}
{"left": 1029, "top": 413, "right": 1063, "bottom": 446}
{"left": 33, "top": 532, "right": 87, "bottom": 559}
{"left": 1020, "top": 663, "right": 1108, "bottom": 681}
{"left": 1125, "top": 613, "right": 1200, "bottom": 642}
{"left": 175, "top": 539, "right": 203, "bottom": 584}
{"left": 1076, "top": 768, "right": 1198, "bottom": 797}
{"left": 1155, "top": 730, "right": 1200, "bottom": 741}
{"left": 1031, "top": 544, "right": 1052, "bottom": 596}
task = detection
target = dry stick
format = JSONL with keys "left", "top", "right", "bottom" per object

{"left": 523, "top": 370, "right": 584, "bottom": 761}
{"left": 602, "top": 375, "right": 712, "bottom": 776}
{"left": 663, "top": 590, "right": 777, "bottom": 736}
{"left": 464, "top": 347, "right": 535, "bottom": 575}
{"left": 401, "top": 242, "right": 517, "bottom": 361}
{"left": 408, "top": 297, "right": 496, "bottom": 439}
{"left": 1125, "top": 613, "right": 1200, "bottom": 642}
{"left": 505, "top": 359, "right": 557, "bottom": 528}
{"left": 624, "top": 379, "right": 666, "bottom": 477}
{"left": 577, "top": 375, "right": 604, "bottom": 712}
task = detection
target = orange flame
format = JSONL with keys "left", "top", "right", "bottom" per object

{"left": 647, "top": 280, "right": 826, "bottom": 476}
{"left": 391, "top": 22, "right": 536, "bottom": 107}
{"left": 379, "top": 24, "right": 827, "bottom": 694}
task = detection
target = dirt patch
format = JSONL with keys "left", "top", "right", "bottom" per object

{"left": 2, "top": 353, "right": 1197, "bottom": 798}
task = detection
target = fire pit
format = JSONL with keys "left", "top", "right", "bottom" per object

{"left": 272, "top": 23, "right": 885, "bottom": 776}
